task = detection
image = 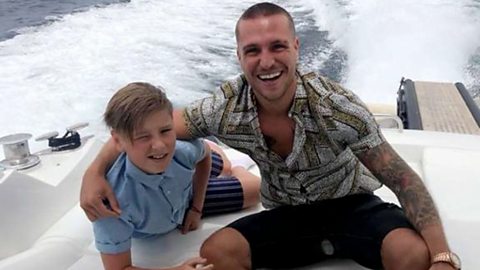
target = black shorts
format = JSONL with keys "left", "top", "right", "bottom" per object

{"left": 227, "top": 193, "right": 414, "bottom": 269}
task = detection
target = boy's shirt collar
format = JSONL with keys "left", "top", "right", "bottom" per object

{"left": 124, "top": 154, "right": 174, "bottom": 189}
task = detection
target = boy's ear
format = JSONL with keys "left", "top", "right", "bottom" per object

{"left": 111, "top": 130, "right": 126, "bottom": 152}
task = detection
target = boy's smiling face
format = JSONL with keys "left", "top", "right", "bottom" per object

{"left": 112, "top": 109, "right": 176, "bottom": 174}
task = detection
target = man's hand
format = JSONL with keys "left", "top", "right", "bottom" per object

{"left": 80, "top": 172, "right": 121, "bottom": 221}
{"left": 176, "top": 257, "right": 213, "bottom": 270}
{"left": 180, "top": 208, "right": 202, "bottom": 234}
{"left": 429, "top": 262, "right": 456, "bottom": 270}
{"left": 80, "top": 138, "right": 122, "bottom": 221}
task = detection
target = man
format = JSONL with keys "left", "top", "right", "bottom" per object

{"left": 81, "top": 2, "right": 460, "bottom": 270}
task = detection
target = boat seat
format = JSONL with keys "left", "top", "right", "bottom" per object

{"left": 421, "top": 147, "right": 480, "bottom": 269}
{"left": 422, "top": 147, "right": 480, "bottom": 220}
{"left": 0, "top": 204, "right": 91, "bottom": 269}
{"left": 67, "top": 205, "right": 368, "bottom": 270}
{"left": 0, "top": 139, "right": 102, "bottom": 261}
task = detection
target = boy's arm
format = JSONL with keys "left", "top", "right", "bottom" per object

{"left": 80, "top": 138, "right": 122, "bottom": 221}
{"left": 181, "top": 141, "right": 212, "bottom": 234}
{"left": 101, "top": 251, "right": 133, "bottom": 270}
{"left": 101, "top": 252, "right": 213, "bottom": 270}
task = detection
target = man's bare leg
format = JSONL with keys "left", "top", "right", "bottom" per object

{"left": 200, "top": 227, "right": 252, "bottom": 270}
{"left": 231, "top": 166, "right": 261, "bottom": 209}
{"left": 381, "top": 228, "right": 430, "bottom": 270}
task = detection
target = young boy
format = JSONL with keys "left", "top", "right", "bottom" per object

{"left": 93, "top": 82, "right": 260, "bottom": 270}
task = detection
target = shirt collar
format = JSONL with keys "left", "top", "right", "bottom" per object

{"left": 124, "top": 155, "right": 174, "bottom": 189}
{"left": 246, "top": 70, "right": 309, "bottom": 150}
{"left": 287, "top": 71, "right": 309, "bottom": 117}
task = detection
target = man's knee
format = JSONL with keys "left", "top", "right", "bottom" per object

{"left": 200, "top": 228, "right": 232, "bottom": 260}
{"left": 200, "top": 227, "right": 251, "bottom": 268}
{"left": 381, "top": 228, "right": 430, "bottom": 270}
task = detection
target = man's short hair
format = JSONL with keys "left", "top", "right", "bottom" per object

{"left": 235, "top": 2, "right": 296, "bottom": 41}
{"left": 104, "top": 82, "right": 173, "bottom": 141}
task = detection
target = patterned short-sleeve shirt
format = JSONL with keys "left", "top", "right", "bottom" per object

{"left": 184, "top": 67, "right": 384, "bottom": 209}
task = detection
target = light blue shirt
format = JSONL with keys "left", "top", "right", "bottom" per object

{"left": 93, "top": 139, "right": 205, "bottom": 254}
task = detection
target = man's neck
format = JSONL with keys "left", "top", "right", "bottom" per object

{"left": 255, "top": 91, "right": 296, "bottom": 117}
{"left": 258, "top": 102, "right": 289, "bottom": 117}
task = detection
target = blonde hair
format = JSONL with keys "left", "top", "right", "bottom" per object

{"left": 104, "top": 82, "right": 173, "bottom": 140}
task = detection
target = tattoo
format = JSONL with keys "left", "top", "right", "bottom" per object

{"left": 358, "top": 142, "right": 440, "bottom": 231}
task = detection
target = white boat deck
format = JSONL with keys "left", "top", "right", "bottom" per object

{"left": 1, "top": 128, "right": 480, "bottom": 270}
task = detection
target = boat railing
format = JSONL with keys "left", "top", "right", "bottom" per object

{"left": 373, "top": 113, "right": 404, "bottom": 132}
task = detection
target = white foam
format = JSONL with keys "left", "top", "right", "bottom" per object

{"left": 1, "top": 0, "right": 479, "bottom": 159}
{"left": 304, "top": 0, "right": 480, "bottom": 103}
{"left": 0, "top": 0, "right": 259, "bottom": 156}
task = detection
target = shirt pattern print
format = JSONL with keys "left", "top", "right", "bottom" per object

{"left": 184, "top": 66, "right": 384, "bottom": 209}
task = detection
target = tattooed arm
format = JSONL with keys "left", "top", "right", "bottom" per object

{"left": 357, "top": 141, "right": 451, "bottom": 257}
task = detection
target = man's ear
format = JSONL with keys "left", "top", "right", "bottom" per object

{"left": 294, "top": 37, "right": 300, "bottom": 55}
{"left": 111, "top": 130, "right": 126, "bottom": 152}
{"left": 236, "top": 48, "right": 241, "bottom": 61}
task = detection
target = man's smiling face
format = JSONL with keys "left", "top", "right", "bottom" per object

{"left": 236, "top": 14, "right": 299, "bottom": 104}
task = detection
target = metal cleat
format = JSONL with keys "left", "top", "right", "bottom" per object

{"left": 0, "top": 133, "right": 40, "bottom": 170}
{"left": 35, "top": 131, "right": 60, "bottom": 142}
{"left": 66, "top": 122, "right": 89, "bottom": 132}
{"left": 36, "top": 122, "right": 89, "bottom": 152}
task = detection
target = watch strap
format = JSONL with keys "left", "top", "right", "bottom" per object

{"left": 431, "top": 252, "right": 460, "bottom": 269}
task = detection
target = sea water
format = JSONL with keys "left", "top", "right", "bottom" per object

{"left": 0, "top": 0, "right": 479, "bottom": 158}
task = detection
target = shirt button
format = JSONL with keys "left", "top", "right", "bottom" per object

{"left": 167, "top": 191, "right": 171, "bottom": 194}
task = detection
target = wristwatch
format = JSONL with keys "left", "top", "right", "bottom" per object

{"left": 431, "top": 251, "right": 461, "bottom": 269}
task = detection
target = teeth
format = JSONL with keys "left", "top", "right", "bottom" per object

{"left": 259, "top": 71, "right": 281, "bottom": 80}
{"left": 150, "top": 154, "right": 166, "bottom": 159}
